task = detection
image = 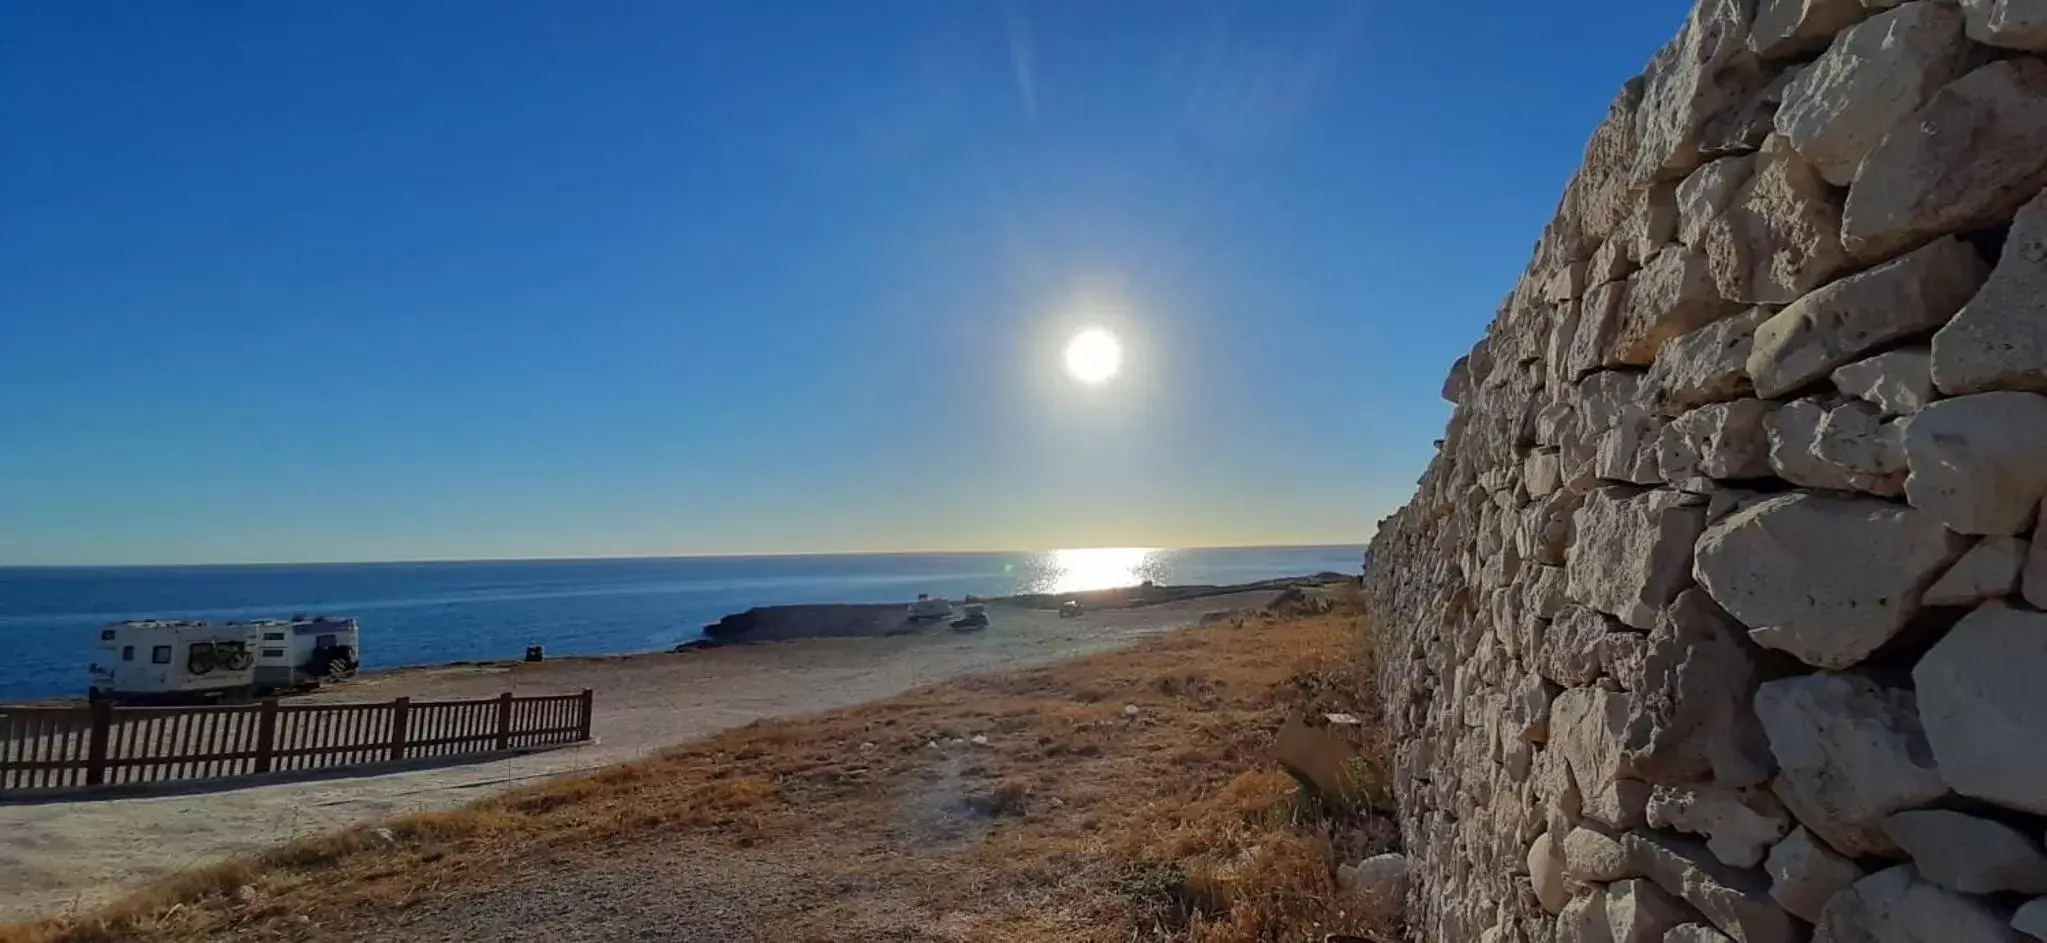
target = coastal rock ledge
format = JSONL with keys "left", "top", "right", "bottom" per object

{"left": 1359, "top": 3, "right": 2047, "bottom": 940}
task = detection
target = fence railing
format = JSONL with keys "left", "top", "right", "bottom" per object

{"left": 0, "top": 690, "right": 592, "bottom": 794}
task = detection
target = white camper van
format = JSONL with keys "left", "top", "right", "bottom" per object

{"left": 87, "top": 616, "right": 361, "bottom": 703}
{"left": 88, "top": 621, "right": 258, "bottom": 704}
{"left": 250, "top": 616, "right": 361, "bottom": 691}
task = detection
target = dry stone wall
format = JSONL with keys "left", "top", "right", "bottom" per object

{"left": 1360, "top": 1, "right": 2047, "bottom": 940}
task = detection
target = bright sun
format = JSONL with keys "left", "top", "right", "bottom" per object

{"left": 1064, "top": 327, "right": 1123, "bottom": 385}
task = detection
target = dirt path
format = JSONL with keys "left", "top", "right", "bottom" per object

{"left": 0, "top": 593, "right": 1272, "bottom": 924}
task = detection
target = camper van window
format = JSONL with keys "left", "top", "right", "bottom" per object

{"left": 122, "top": 645, "right": 135, "bottom": 662}
{"left": 317, "top": 634, "right": 337, "bottom": 648}
{"left": 100, "top": 629, "right": 117, "bottom": 641}
{"left": 262, "top": 647, "right": 285, "bottom": 658}
{"left": 152, "top": 646, "right": 172, "bottom": 664}
{"left": 263, "top": 632, "right": 285, "bottom": 641}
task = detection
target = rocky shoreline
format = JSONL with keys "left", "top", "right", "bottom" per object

{"left": 694, "top": 572, "right": 1355, "bottom": 646}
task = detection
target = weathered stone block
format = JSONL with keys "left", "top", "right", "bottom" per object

{"left": 1754, "top": 673, "right": 1950, "bottom": 857}
{"left": 1775, "top": 1, "right": 1970, "bottom": 185}
{"left": 1569, "top": 487, "right": 1708, "bottom": 630}
{"left": 1703, "top": 135, "right": 1848, "bottom": 305}
{"left": 1903, "top": 391, "right": 2047, "bottom": 535}
{"left": 1763, "top": 826, "right": 1863, "bottom": 923}
{"left": 1931, "top": 189, "right": 2047, "bottom": 396}
{"left": 1913, "top": 602, "right": 2047, "bottom": 815}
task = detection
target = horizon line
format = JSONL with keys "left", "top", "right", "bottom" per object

{"left": 0, "top": 542, "right": 1371, "bottom": 571}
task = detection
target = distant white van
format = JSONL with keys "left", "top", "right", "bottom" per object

{"left": 87, "top": 616, "right": 360, "bottom": 703}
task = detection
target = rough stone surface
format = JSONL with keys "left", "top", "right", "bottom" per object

{"left": 1569, "top": 487, "right": 1708, "bottom": 629}
{"left": 2015, "top": 896, "right": 2047, "bottom": 940}
{"left": 1658, "top": 400, "right": 1775, "bottom": 488}
{"left": 1609, "top": 878, "right": 1696, "bottom": 943}
{"left": 1646, "top": 784, "right": 1791, "bottom": 869}
{"left": 1358, "top": 5, "right": 2047, "bottom": 938}
{"left": 1815, "top": 865, "right": 2015, "bottom": 943}
{"left": 1831, "top": 347, "right": 1934, "bottom": 417}
{"left": 1914, "top": 602, "right": 2047, "bottom": 815}
{"left": 1747, "top": 236, "right": 1990, "bottom": 398}
{"left": 1775, "top": 1, "right": 1970, "bottom": 186}
{"left": 1961, "top": 0, "right": 2047, "bottom": 48}
{"left": 1539, "top": 830, "right": 1563, "bottom": 912}
{"left": 1563, "top": 827, "right": 1637, "bottom": 883}
{"left": 1843, "top": 58, "right": 2047, "bottom": 262}
{"left": 1903, "top": 392, "right": 2047, "bottom": 535}
{"left": 1763, "top": 826, "right": 1864, "bottom": 923}
{"left": 1618, "top": 246, "right": 1744, "bottom": 365}
{"left": 1702, "top": 135, "right": 1848, "bottom": 305}
{"left": 1651, "top": 308, "right": 1770, "bottom": 414}
{"left": 1677, "top": 156, "right": 1755, "bottom": 248}
{"left": 1753, "top": 674, "right": 1950, "bottom": 857}
{"left": 1924, "top": 536, "right": 2025, "bottom": 606}
{"left": 1885, "top": 809, "right": 2047, "bottom": 894}
{"left": 1753, "top": 0, "right": 1872, "bottom": 57}
{"left": 1692, "top": 492, "right": 1965, "bottom": 668}
{"left": 1932, "top": 189, "right": 2047, "bottom": 396}
{"left": 1337, "top": 852, "right": 1411, "bottom": 920}
{"left": 1554, "top": 686, "right": 1653, "bottom": 830}
{"left": 1626, "top": 831, "right": 1798, "bottom": 943}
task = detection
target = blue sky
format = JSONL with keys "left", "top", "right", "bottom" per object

{"left": 0, "top": 1, "right": 1687, "bottom": 565}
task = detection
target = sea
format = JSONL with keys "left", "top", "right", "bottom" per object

{"left": 0, "top": 546, "right": 1363, "bottom": 702}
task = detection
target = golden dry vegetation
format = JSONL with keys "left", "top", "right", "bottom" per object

{"left": 3, "top": 601, "right": 1396, "bottom": 943}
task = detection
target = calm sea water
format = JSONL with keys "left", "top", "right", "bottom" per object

{"left": 0, "top": 546, "right": 1361, "bottom": 701}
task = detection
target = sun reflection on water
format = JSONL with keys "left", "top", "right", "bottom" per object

{"left": 1042, "top": 547, "right": 1164, "bottom": 594}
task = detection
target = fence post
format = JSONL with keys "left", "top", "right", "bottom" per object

{"left": 388, "top": 697, "right": 411, "bottom": 762}
{"left": 576, "top": 690, "right": 593, "bottom": 741}
{"left": 254, "top": 699, "right": 279, "bottom": 774}
{"left": 494, "top": 692, "right": 514, "bottom": 751}
{"left": 84, "top": 700, "right": 112, "bottom": 786}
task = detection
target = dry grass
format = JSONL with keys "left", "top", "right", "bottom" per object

{"left": 3, "top": 602, "right": 1396, "bottom": 943}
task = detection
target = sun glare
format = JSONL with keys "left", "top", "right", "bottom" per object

{"left": 1049, "top": 547, "right": 1160, "bottom": 593}
{"left": 1063, "top": 327, "right": 1123, "bottom": 385}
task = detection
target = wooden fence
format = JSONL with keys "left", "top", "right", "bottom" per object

{"left": 0, "top": 690, "right": 592, "bottom": 794}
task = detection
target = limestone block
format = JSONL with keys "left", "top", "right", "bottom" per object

{"left": 1815, "top": 866, "right": 2014, "bottom": 943}
{"left": 1647, "top": 784, "right": 1792, "bottom": 869}
{"left": 1810, "top": 401, "right": 1907, "bottom": 493}
{"left": 1618, "top": 182, "right": 1682, "bottom": 263}
{"left": 1702, "top": 135, "right": 1847, "bottom": 306}
{"left": 2015, "top": 897, "right": 2047, "bottom": 939}
{"left": 1748, "top": 237, "right": 1989, "bottom": 399}
{"left": 1634, "top": 0, "right": 1764, "bottom": 183}
{"left": 1885, "top": 809, "right": 2047, "bottom": 894}
{"left": 1961, "top": 0, "right": 2047, "bottom": 48}
{"left": 1625, "top": 831, "right": 1798, "bottom": 943}
{"left": 1753, "top": 0, "right": 1872, "bottom": 57}
{"left": 1763, "top": 827, "right": 1864, "bottom": 923}
{"left": 1831, "top": 347, "right": 1933, "bottom": 418}
{"left": 1528, "top": 449, "right": 1564, "bottom": 499}
{"left": 1775, "top": 1, "right": 1970, "bottom": 185}
{"left": 1924, "top": 536, "right": 2024, "bottom": 606}
{"left": 1617, "top": 246, "right": 1743, "bottom": 365}
{"left": 1754, "top": 674, "right": 1950, "bottom": 857}
{"left": 1598, "top": 411, "right": 1669, "bottom": 486}
{"left": 1693, "top": 492, "right": 1965, "bottom": 668}
{"left": 1676, "top": 155, "right": 1755, "bottom": 248}
{"left": 1664, "top": 926, "right": 1734, "bottom": 943}
{"left": 1569, "top": 487, "right": 1708, "bottom": 630}
{"left": 1914, "top": 602, "right": 2047, "bottom": 815}
{"left": 1843, "top": 58, "right": 2047, "bottom": 262}
{"left": 1765, "top": 396, "right": 1897, "bottom": 493}
{"left": 1903, "top": 392, "right": 2047, "bottom": 535}
{"left": 1609, "top": 878, "right": 1695, "bottom": 943}
{"left": 1592, "top": 234, "right": 1638, "bottom": 285}
{"left": 1626, "top": 589, "right": 1772, "bottom": 788}
{"left": 1932, "top": 189, "right": 2047, "bottom": 396}
{"left": 1570, "top": 282, "right": 1631, "bottom": 381}
{"left": 1600, "top": 631, "right": 1649, "bottom": 692}
{"left": 1657, "top": 400, "right": 1776, "bottom": 487}
{"left": 1548, "top": 261, "right": 1591, "bottom": 303}
{"left": 1553, "top": 686, "right": 1651, "bottom": 830}
{"left": 1531, "top": 831, "right": 1572, "bottom": 915}
{"left": 1563, "top": 827, "right": 1637, "bottom": 883}
{"left": 1581, "top": 370, "right": 1657, "bottom": 434}
{"left": 1559, "top": 889, "right": 1613, "bottom": 943}
{"left": 1527, "top": 564, "right": 1571, "bottom": 619}
{"left": 1543, "top": 606, "right": 1620, "bottom": 687}
{"left": 1338, "top": 853, "right": 1411, "bottom": 920}
{"left": 1651, "top": 312, "right": 1767, "bottom": 421}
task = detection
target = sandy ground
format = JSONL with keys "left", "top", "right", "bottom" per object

{"left": 0, "top": 592, "right": 1273, "bottom": 924}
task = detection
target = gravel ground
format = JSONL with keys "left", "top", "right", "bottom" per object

{"left": 0, "top": 592, "right": 1271, "bottom": 924}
